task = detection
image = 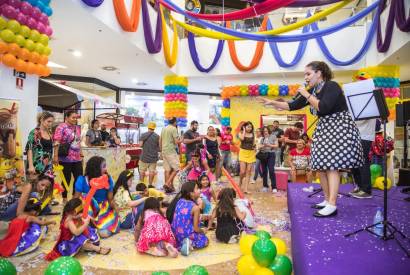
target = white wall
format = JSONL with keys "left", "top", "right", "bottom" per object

{"left": 187, "top": 94, "right": 210, "bottom": 133}
{"left": 0, "top": 64, "right": 39, "bottom": 148}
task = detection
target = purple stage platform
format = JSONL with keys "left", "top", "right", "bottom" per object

{"left": 288, "top": 183, "right": 410, "bottom": 275}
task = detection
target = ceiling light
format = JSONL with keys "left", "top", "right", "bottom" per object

{"left": 132, "top": 78, "right": 139, "bottom": 84}
{"left": 102, "top": 66, "right": 118, "bottom": 71}
{"left": 72, "top": 51, "right": 82, "bottom": 57}
{"left": 136, "top": 82, "right": 147, "bottom": 86}
{"left": 47, "top": 61, "right": 67, "bottom": 69}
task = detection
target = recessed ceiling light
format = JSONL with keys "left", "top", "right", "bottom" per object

{"left": 68, "top": 49, "right": 82, "bottom": 57}
{"left": 136, "top": 82, "right": 147, "bottom": 86}
{"left": 47, "top": 61, "right": 67, "bottom": 69}
{"left": 101, "top": 66, "right": 118, "bottom": 71}
{"left": 132, "top": 78, "right": 139, "bottom": 84}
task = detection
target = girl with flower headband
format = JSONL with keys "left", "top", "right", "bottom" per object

{"left": 0, "top": 197, "right": 56, "bottom": 257}
{"left": 183, "top": 145, "right": 216, "bottom": 183}
{"left": 45, "top": 197, "right": 110, "bottom": 260}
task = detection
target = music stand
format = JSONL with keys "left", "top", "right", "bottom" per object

{"left": 343, "top": 82, "right": 409, "bottom": 258}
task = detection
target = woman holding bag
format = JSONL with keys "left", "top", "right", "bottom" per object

{"left": 257, "top": 127, "right": 279, "bottom": 193}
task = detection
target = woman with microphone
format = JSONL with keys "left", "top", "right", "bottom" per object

{"left": 258, "top": 61, "right": 363, "bottom": 217}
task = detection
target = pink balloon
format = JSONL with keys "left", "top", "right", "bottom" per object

{"left": 37, "top": 22, "right": 46, "bottom": 33}
{"left": 8, "top": 0, "right": 21, "bottom": 9}
{"left": 39, "top": 13, "right": 49, "bottom": 25}
{"left": 45, "top": 26, "right": 52, "bottom": 36}
{"left": 1, "top": 5, "right": 18, "bottom": 19}
{"left": 0, "top": 0, "right": 7, "bottom": 6}
{"left": 16, "top": 12, "right": 27, "bottom": 25}
{"left": 20, "top": 2, "right": 32, "bottom": 15}
{"left": 31, "top": 6, "right": 41, "bottom": 19}
{"left": 26, "top": 17, "right": 37, "bottom": 29}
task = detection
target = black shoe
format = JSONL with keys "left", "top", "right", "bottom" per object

{"left": 311, "top": 204, "right": 326, "bottom": 210}
{"left": 313, "top": 209, "right": 337, "bottom": 217}
{"left": 351, "top": 191, "right": 372, "bottom": 199}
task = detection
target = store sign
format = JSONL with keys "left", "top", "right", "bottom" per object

{"left": 13, "top": 70, "right": 26, "bottom": 90}
{"left": 123, "top": 115, "right": 144, "bottom": 124}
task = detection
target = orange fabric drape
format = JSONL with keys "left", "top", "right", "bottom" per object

{"left": 113, "top": 0, "right": 141, "bottom": 32}
{"left": 227, "top": 17, "right": 267, "bottom": 72}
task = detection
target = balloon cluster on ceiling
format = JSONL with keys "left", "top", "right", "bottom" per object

{"left": 0, "top": 0, "right": 53, "bottom": 76}
{"left": 80, "top": 0, "right": 409, "bottom": 72}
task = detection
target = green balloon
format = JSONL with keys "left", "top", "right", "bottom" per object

{"left": 0, "top": 29, "right": 16, "bottom": 43}
{"left": 0, "top": 258, "right": 17, "bottom": 275}
{"left": 44, "top": 256, "right": 83, "bottom": 275}
{"left": 19, "top": 26, "right": 31, "bottom": 38}
{"left": 0, "top": 17, "right": 7, "bottom": 30}
{"left": 255, "top": 230, "right": 271, "bottom": 240}
{"left": 370, "top": 164, "right": 382, "bottom": 177}
{"left": 251, "top": 239, "right": 277, "bottom": 267}
{"left": 152, "top": 272, "right": 170, "bottom": 275}
{"left": 7, "top": 20, "right": 21, "bottom": 34}
{"left": 15, "top": 34, "right": 26, "bottom": 47}
{"left": 183, "top": 265, "right": 209, "bottom": 275}
{"left": 269, "top": 255, "right": 293, "bottom": 275}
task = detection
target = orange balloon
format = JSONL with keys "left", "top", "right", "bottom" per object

{"left": 1, "top": 53, "right": 17, "bottom": 67}
{"left": 0, "top": 41, "right": 7, "bottom": 54}
{"left": 83, "top": 175, "right": 109, "bottom": 218}
{"left": 26, "top": 62, "right": 36, "bottom": 74}
{"left": 15, "top": 58, "right": 26, "bottom": 72}
{"left": 37, "top": 64, "right": 46, "bottom": 75}
{"left": 18, "top": 48, "right": 30, "bottom": 61}
{"left": 7, "top": 43, "right": 20, "bottom": 56}
{"left": 39, "top": 55, "right": 48, "bottom": 65}
{"left": 30, "top": 52, "right": 40, "bottom": 63}
{"left": 43, "top": 66, "right": 51, "bottom": 77}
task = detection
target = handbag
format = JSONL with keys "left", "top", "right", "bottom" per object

{"left": 256, "top": 151, "right": 269, "bottom": 161}
{"left": 58, "top": 127, "right": 76, "bottom": 157}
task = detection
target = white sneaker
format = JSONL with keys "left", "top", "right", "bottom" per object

{"left": 261, "top": 187, "right": 269, "bottom": 192}
{"left": 272, "top": 188, "right": 278, "bottom": 193}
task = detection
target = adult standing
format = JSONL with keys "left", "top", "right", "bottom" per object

{"left": 100, "top": 124, "right": 110, "bottom": 142}
{"left": 26, "top": 111, "right": 55, "bottom": 178}
{"left": 258, "top": 126, "right": 279, "bottom": 193}
{"left": 350, "top": 119, "right": 376, "bottom": 199}
{"left": 251, "top": 128, "right": 262, "bottom": 184}
{"left": 53, "top": 110, "right": 83, "bottom": 203}
{"left": 238, "top": 122, "right": 256, "bottom": 194}
{"left": 86, "top": 119, "right": 104, "bottom": 147}
{"left": 204, "top": 126, "right": 221, "bottom": 178}
{"left": 258, "top": 61, "right": 363, "bottom": 217}
{"left": 271, "top": 120, "right": 285, "bottom": 166}
{"left": 183, "top": 121, "right": 202, "bottom": 163}
{"left": 220, "top": 127, "right": 233, "bottom": 172}
{"left": 160, "top": 117, "right": 182, "bottom": 193}
{"left": 283, "top": 122, "right": 304, "bottom": 164}
{"left": 139, "top": 122, "right": 160, "bottom": 186}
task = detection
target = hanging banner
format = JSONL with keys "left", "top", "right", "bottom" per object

{"left": 0, "top": 99, "right": 24, "bottom": 182}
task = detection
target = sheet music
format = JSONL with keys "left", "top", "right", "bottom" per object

{"left": 343, "top": 79, "right": 380, "bottom": 120}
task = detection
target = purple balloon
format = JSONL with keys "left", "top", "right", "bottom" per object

{"left": 45, "top": 26, "right": 52, "bottom": 36}
{"left": 37, "top": 22, "right": 46, "bottom": 33}
{"left": 20, "top": 1, "right": 32, "bottom": 15}
{"left": 26, "top": 17, "right": 37, "bottom": 29}
{"left": 31, "top": 6, "right": 41, "bottom": 19}
{"left": 16, "top": 12, "right": 28, "bottom": 25}
{"left": 1, "top": 5, "right": 18, "bottom": 19}
{"left": 8, "top": 0, "right": 22, "bottom": 9}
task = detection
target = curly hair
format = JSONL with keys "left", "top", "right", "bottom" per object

{"left": 85, "top": 156, "right": 105, "bottom": 180}
{"left": 306, "top": 61, "right": 334, "bottom": 81}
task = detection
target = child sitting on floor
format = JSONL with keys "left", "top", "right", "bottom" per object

{"left": 183, "top": 147, "right": 215, "bottom": 182}
{"left": 208, "top": 188, "right": 246, "bottom": 244}
{"left": 135, "top": 183, "right": 165, "bottom": 199}
{"left": 0, "top": 198, "right": 55, "bottom": 257}
{"left": 45, "top": 198, "right": 110, "bottom": 260}
{"left": 135, "top": 197, "right": 178, "bottom": 257}
{"left": 167, "top": 181, "right": 209, "bottom": 256}
{"left": 197, "top": 174, "right": 217, "bottom": 216}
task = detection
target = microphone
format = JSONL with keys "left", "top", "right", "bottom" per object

{"left": 292, "top": 83, "right": 309, "bottom": 101}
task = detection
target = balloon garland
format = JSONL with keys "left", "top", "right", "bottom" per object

{"left": 0, "top": 0, "right": 53, "bottom": 76}
{"left": 164, "top": 75, "right": 188, "bottom": 128}
{"left": 160, "top": 6, "right": 178, "bottom": 67}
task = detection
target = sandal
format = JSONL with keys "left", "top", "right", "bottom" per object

{"left": 98, "top": 247, "right": 111, "bottom": 255}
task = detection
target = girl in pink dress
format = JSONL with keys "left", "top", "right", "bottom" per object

{"left": 185, "top": 147, "right": 215, "bottom": 182}
{"left": 135, "top": 197, "right": 178, "bottom": 257}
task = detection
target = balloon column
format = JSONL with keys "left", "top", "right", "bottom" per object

{"left": 164, "top": 75, "right": 188, "bottom": 128}
{"left": 220, "top": 83, "right": 300, "bottom": 127}
{"left": 355, "top": 65, "right": 400, "bottom": 120}
{"left": 0, "top": 0, "right": 53, "bottom": 76}
{"left": 237, "top": 231, "right": 293, "bottom": 275}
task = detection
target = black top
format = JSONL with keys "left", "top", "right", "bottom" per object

{"left": 288, "top": 81, "right": 348, "bottom": 116}
{"left": 183, "top": 129, "right": 200, "bottom": 154}
{"left": 101, "top": 130, "right": 109, "bottom": 142}
{"left": 40, "top": 138, "right": 53, "bottom": 152}
{"left": 205, "top": 138, "right": 219, "bottom": 156}
{"left": 240, "top": 136, "right": 255, "bottom": 150}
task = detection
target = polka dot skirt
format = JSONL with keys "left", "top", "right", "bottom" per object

{"left": 311, "top": 111, "right": 364, "bottom": 171}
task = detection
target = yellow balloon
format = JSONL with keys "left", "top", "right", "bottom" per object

{"left": 255, "top": 267, "right": 275, "bottom": 275}
{"left": 270, "top": 238, "right": 287, "bottom": 255}
{"left": 237, "top": 255, "right": 260, "bottom": 275}
{"left": 239, "top": 234, "right": 259, "bottom": 255}
{"left": 374, "top": 177, "right": 392, "bottom": 190}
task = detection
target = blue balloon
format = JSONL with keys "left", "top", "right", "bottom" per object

{"left": 28, "top": 0, "right": 38, "bottom": 5}
{"left": 43, "top": 6, "right": 53, "bottom": 16}
{"left": 37, "top": 1, "right": 46, "bottom": 12}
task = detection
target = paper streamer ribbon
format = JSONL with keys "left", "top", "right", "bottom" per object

{"left": 142, "top": 0, "right": 162, "bottom": 54}
{"left": 227, "top": 17, "right": 267, "bottom": 72}
{"left": 113, "top": 0, "right": 141, "bottom": 32}
{"left": 187, "top": 30, "right": 225, "bottom": 73}
{"left": 166, "top": 0, "right": 353, "bottom": 40}
{"left": 81, "top": 0, "right": 104, "bottom": 7}
{"left": 53, "top": 164, "right": 69, "bottom": 192}
{"left": 82, "top": 175, "right": 109, "bottom": 218}
{"left": 160, "top": 6, "right": 178, "bottom": 67}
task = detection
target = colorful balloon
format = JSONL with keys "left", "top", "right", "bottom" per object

{"left": 183, "top": 265, "right": 209, "bottom": 275}
{"left": 269, "top": 255, "right": 293, "bottom": 275}
{"left": 2, "top": 53, "right": 17, "bottom": 67}
{"left": 24, "top": 38, "right": 35, "bottom": 51}
{"left": 239, "top": 234, "right": 259, "bottom": 255}
{"left": 237, "top": 255, "right": 260, "bottom": 275}
{"left": 7, "top": 19, "right": 21, "bottom": 33}
{"left": 0, "top": 29, "right": 16, "bottom": 43}
{"left": 7, "top": 42, "right": 21, "bottom": 56}
{"left": 0, "top": 258, "right": 17, "bottom": 275}
{"left": 270, "top": 237, "right": 287, "bottom": 255}
{"left": 19, "top": 25, "right": 31, "bottom": 38}
{"left": 255, "top": 267, "right": 274, "bottom": 275}
{"left": 0, "top": 17, "right": 7, "bottom": 30}
{"left": 14, "top": 34, "right": 25, "bottom": 47}
{"left": 44, "top": 256, "right": 83, "bottom": 275}
{"left": 252, "top": 239, "right": 277, "bottom": 267}
{"left": 255, "top": 230, "right": 271, "bottom": 240}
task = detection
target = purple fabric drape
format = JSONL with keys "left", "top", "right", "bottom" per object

{"left": 142, "top": 0, "right": 162, "bottom": 54}
{"left": 188, "top": 32, "right": 225, "bottom": 73}
{"left": 395, "top": 0, "right": 410, "bottom": 31}
{"left": 81, "top": 0, "right": 104, "bottom": 7}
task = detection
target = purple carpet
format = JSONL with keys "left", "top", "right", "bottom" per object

{"left": 288, "top": 183, "right": 410, "bottom": 275}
